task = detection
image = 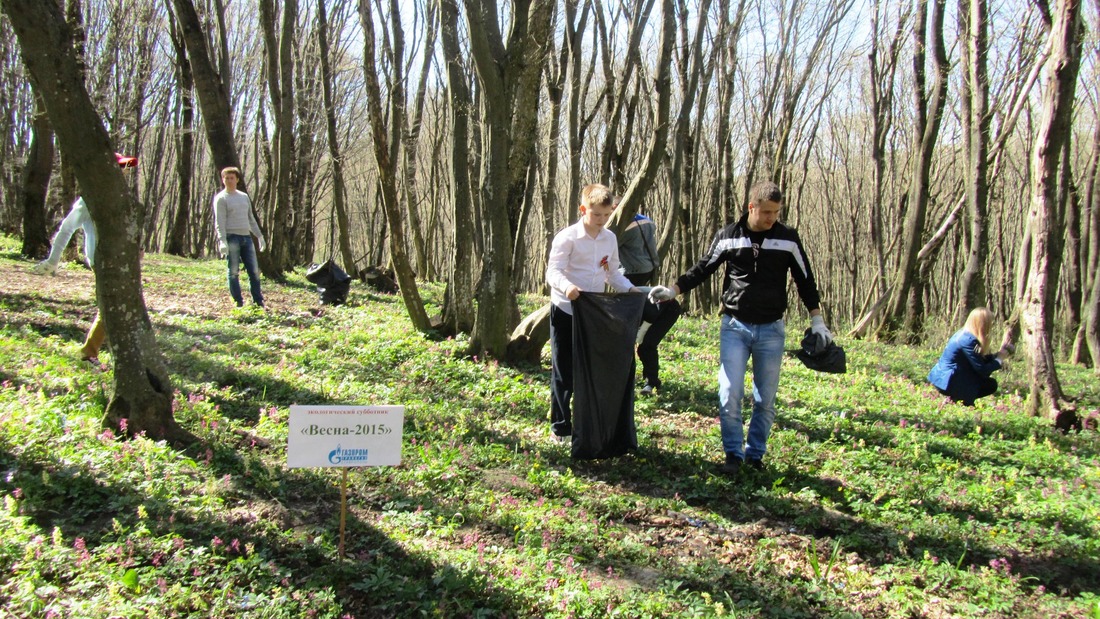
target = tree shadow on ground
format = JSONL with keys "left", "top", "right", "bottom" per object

{"left": 476, "top": 404, "right": 1100, "bottom": 600}
{"left": 0, "top": 421, "right": 523, "bottom": 617}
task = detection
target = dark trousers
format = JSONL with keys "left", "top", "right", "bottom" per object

{"left": 549, "top": 305, "right": 574, "bottom": 437}
{"left": 637, "top": 299, "right": 681, "bottom": 387}
{"left": 625, "top": 270, "right": 681, "bottom": 388}
{"left": 939, "top": 376, "right": 998, "bottom": 406}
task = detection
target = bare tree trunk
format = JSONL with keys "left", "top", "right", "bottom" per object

{"left": 957, "top": 0, "right": 991, "bottom": 321}
{"left": 595, "top": 0, "right": 655, "bottom": 188}
{"left": 258, "top": 0, "right": 296, "bottom": 274}
{"left": 867, "top": 6, "right": 908, "bottom": 307}
{"left": 165, "top": 5, "right": 194, "bottom": 257}
{"left": 1082, "top": 84, "right": 1100, "bottom": 367}
{"left": 608, "top": 0, "right": 675, "bottom": 232}
{"left": 19, "top": 92, "right": 52, "bottom": 259}
{"left": 1016, "top": 0, "right": 1082, "bottom": 424}
{"left": 2, "top": 0, "right": 190, "bottom": 444}
{"left": 1061, "top": 138, "right": 1085, "bottom": 363}
{"left": 462, "top": 0, "right": 554, "bottom": 358}
{"left": 877, "top": 0, "right": 949, "bottom": 343}
{"left": 399, "top": 0, "right": 437, "bottom": 280}
{"left": 438, "top": 0, "right": 476, "bottom": 335}
{"left": 359, "top": 0, "right": 430, "bottom": 331}
{"left": 317, "top": 0, "right": 356, "bottom": 272}
{"left": 566, "top": 1, "right": 602, "bottom": 230}
{"left": 168, "top": 0, "right": 242, "bottom": 185}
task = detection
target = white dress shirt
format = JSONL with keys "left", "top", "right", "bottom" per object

{"left": 546, "top": 219, "right": 634, "bottom": 314}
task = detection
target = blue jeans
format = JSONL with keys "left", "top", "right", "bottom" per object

{"left": 717, "top": 315, "right": 785, "bottom": 460}
{"left": 227, "top": 234, "right": 263, "bottom": 307}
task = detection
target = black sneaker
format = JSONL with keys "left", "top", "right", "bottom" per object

{"left": 718, "top": 453, "right": 742, "bottom": 475}
{"left": 746, "top": 457, "right": 764, "bottom": 471}
{"left": 640, "top": 383, "right": 657, "bottom": 397}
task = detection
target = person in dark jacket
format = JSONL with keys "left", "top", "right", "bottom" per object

{"left": 649, "top": 181, "right": 832, "bottom": 475}
{"left": 927, "top": 307, "right": 1011, "bottom": 406}
{"left": 618, "top": 211, "right": 681, "bottom": 396}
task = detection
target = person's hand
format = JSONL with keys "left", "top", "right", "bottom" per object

{"left": 218, "top": 242, "right": 228, "bottom": 258}
{"left": 649, "top": 285, "right": 675, "bottom": 303}
{"left": 565, "top": 285, "right": 581, "bottom": 300}
{"left": 258, "top": 238, "right": 267, "bottom": 252}
{"left": 810, "top": 314, "right": 833, "bottom": 345}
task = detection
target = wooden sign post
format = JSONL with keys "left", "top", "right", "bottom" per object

{"left": 287, "top": 405, "right": 404, "bottom": 559}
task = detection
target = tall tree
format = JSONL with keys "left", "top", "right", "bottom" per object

{"left": 608, "top": 0, "right": 675, "bottom": 232}
{"left": 317, "top": 0, "right": 356, "bottom": 272}
{"left": 168, "top": 0, "right": 242, "bottom": 184}
{"left": 462, "top": 0, "right": 555, "bottom": 358}
{"left": 258, "top": 0, "right": 298, "bottom": 272}
{"left": 438, "top": 0, "right": 476, "bottom": 335}
{"left": 1015, "top": 0, "right": 1083, "bottom": 422}
{"left": 359, "top": 0, "right": 431, "bottom": 331}
{"left": 2, "top": 0, "right": 190, "bottom": 443}
{"left": 877, "top": 0, "right": 949, "bottom": 342}
{"left": 164, "top": 3, "right": 195, "bottom": 257}
{"left": 957, "top": 0, "right": 991, "bottom": 320}
{"left": 18, "top": 92, "right": 51, "bottom": 259}
{"left": 848, "top": 2, "right": 908, "bottom": 337}
{"left": 1082, "top": 81, "right": 1100, "bottom": 367}
{"left": 399, "top": 0, "right": 438, "bottom": 279}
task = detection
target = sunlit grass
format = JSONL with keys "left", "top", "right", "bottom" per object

{"left": 1, "top": 234, "right": 1097, "bottom": 618}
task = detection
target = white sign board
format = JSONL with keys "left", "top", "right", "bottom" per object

{"left": 287, "top": 405, "right": 403, "bottom": 468}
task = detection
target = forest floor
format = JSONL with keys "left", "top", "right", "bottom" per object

{"left": 1, "top": 234, "right": 1099, "bottom": 618}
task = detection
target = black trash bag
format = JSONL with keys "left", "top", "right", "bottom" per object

{"left": 571, "top": 292, "right": 646, "bottom": 459}
{"left": 795, "top": 329, "right": 847, "bottom": 374}
{"left": 306, "top": 260, "right": 352, "bottom": 306}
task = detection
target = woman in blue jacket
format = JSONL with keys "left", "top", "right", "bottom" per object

{"left": 927, "top": 307, "right": 1011, "bottom": 405}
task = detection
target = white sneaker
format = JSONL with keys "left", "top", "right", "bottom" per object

{"left": 31, "top": 260, "right": 58, "bottom": 276}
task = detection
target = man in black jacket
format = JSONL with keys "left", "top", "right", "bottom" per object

{"left": 649, "top": 181, "right": 832, "bottom": 474}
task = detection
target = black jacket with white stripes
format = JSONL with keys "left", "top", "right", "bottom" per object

{"left": 674, "top": 214, "right": 821, "bottom": 324}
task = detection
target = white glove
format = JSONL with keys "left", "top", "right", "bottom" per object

{"left": 257, "top": 238, "right": 267, "bottom": 252}
{"left": 810, "top": 315, "right": 833, "bottom": 345}
{"left": 218, "top": 242, "right": 228, "bottom": 258}
{"left": 649, "top": 285, "right": 675, "bottom": 303}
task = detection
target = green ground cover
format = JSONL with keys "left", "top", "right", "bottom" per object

{"left": 1, "top": 234, "right": 1097, "bottom": 618}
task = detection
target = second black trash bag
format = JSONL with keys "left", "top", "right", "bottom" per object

{"left": 305, "top": 260, "right": 352, "bottom": 306}
{"left": 571, "top": 292, "right": 646, "bottom": 460}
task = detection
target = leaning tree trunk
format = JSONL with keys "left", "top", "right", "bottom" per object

{"left": 19, "top": 92, "right": 52, "bottom": 259}
{"left": 2, "top": 0, "right": 191, "bottom": 444}
{"left": 878, "top": 0, "right": 949, "bottom": 343}
{"left": 1017, "top": 0, "right": 1082, "bottom": 424}
{"left": 169, "top": 0, "right": 242, "bottom": 192}
{"left": 359, "top": 0, "right": 431, "bottom": 331}
{"left": 608, "top": 0, "right": 674, "bottom": 233}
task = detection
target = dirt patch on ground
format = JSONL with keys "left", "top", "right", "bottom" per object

{"left": 1, "top": 258, "right": 309, "bottom": 320}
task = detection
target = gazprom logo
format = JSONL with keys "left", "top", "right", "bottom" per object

{"left": 328, "top": 444, "right": 369, "bottom": 465}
